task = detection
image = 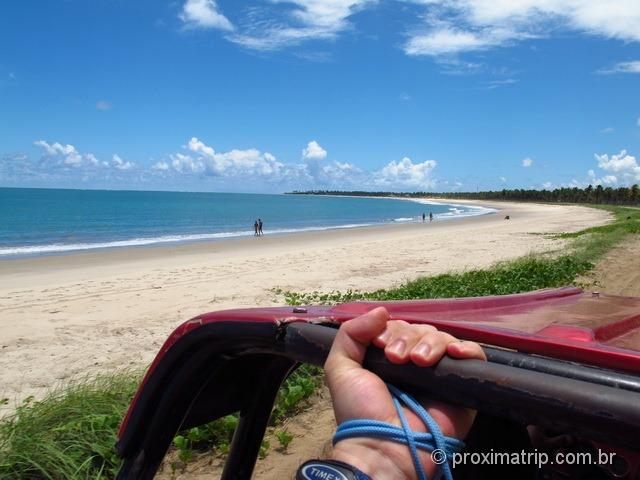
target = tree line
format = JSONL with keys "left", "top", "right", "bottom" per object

{"left": 289, "top": 184, "right": 640, "bottom": 205}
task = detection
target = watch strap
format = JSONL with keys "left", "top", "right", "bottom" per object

{"left": 296, "top": 459, "right": 372, "bottom": 480}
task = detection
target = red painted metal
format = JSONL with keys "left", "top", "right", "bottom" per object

{"left": 118, "top": 287, "right": 640, "bottom": 437}
{"left": 192, "top": 287, "right": 640, "bottom": 373}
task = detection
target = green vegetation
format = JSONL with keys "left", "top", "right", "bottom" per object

{"left": 1, "top": 205, "right": 637, "bottom": 479}
{"left": 0, "top": 364, "right": 321, "bottom": 479}
{"left": 0, "top": 372, "right": 140, "bottom": 480}
{"left": 168, "top": 363, "right": 320, "bottom": 468}
{"left": 276, "top": 429, "right": 294, "bottom": 450}
{"left": 290, "top": 184, "right": 640, "bottom": 206}
{"left": 281, "top": 205, "right": 640, "bottom": 306}
{"left": 281, "top": 255, "right": 593, "bottom": 306}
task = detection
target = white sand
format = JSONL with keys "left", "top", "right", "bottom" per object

{"left": 0, "top": 200, "right": 610, "bottom": 414}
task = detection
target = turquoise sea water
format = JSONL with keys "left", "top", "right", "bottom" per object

{"left": 0, "top": 188, "right": 494, "bottom": 257}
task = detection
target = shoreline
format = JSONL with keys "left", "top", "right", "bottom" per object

{"left": 0, "top": 196, "right": 496, "bottom": 260}
{"left": 0, "top": 200, "right": 500, "bottom": 281}
{"left": 0, "top": 200, "right": 610, "bottom": 413}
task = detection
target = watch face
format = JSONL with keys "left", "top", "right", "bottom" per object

{"left": 299, "top": 462, "right": 351, "bottom": 480}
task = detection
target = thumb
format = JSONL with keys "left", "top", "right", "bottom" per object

{"left": 325, "top": 307, "right": 390, "bottom": 373}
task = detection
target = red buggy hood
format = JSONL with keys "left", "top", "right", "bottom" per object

{"left": 116, "top": 287, "right": 640, "bottom": 480}
{"left": 161, "top": 286, "right": 640, "bottom": 374}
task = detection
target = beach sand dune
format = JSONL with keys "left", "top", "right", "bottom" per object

{"left": 0, "top": 201, "right": 609, "bottom": 416}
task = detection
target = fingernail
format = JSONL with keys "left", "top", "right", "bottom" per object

{"left": 389, "top": 340, "right": 406, "bottom": 357}
{"left": 377, "top": 330, "right": 391, "bottom": 343}
{"left": 414, "top": 344, "right": 430, "bottom": 359}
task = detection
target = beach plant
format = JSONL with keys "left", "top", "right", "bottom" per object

{"left": 271, "top": 364, "right": 322, "bottom": 424}
{"left": 0, "top": 366, "right": 319, "bottom": 478}
{"left": 259, "top": 439, "right": 270, "bottom": 459}
{"left": 279, "top": 254, "right": 592, "bottom": 306}
{"left": 276, "top": 429, "right": 294, "bottom": 450}
{"left": 280, "top": 206, "right": 638, "bottom": 306}
{"left": 0, "top": 371, "right": 140, "bottom": 480}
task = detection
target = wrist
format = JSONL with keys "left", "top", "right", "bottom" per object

{"left": 331, "top": 438, "right": 436, "bottom": 480}
{"left": 331, "top": 402, "right": 472, "bottom": 480}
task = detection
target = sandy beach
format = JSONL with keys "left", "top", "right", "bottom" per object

{"left": 0, "top": 200, "right": 610, "bottom": 415}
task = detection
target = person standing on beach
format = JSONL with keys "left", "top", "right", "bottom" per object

{"left": 429, "top": 211, "right": 433, "bottom": 222}
{"left": 422, "top": 212, "right": 426, "bottom": 222}
{"left": 258, "top": 218, "right": 263, "bottom": 236}
{"left": 254, "top": 220, "right": 259, "bottom": 236}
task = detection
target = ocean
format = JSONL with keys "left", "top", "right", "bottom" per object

{"left": 0, "top": 188, "right": 494, "bottom": 257}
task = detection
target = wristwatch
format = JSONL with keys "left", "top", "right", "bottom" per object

{"left": 296, "top": 459, "right": 372, "bottom": 480}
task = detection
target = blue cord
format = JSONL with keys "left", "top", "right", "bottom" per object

{"left": 333, "top": 384, "right": 464, "bottom": 480}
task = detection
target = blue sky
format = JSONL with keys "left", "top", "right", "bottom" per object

{"left": 1, "top": 0, "right": 640, "bottom": 193}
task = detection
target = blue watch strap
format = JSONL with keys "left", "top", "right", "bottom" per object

{"left": 296, "top": 459, "right": 372, "bottom": 480}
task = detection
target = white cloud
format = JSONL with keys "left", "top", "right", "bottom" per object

{"left": 228, "top": 0, "right": 370, "bottom": 50}
{"left": 186, "top": 137, "right": 215, "bottom": 158}
{"left": 112, "top": 154, "right": 134, "bottom": 171}
{"left": 542, "top": 181, "right": 553, "bottom": 189}
{"left": 587, "top": 169, "right": 617, "bottom": 186}
{"left": 484, "top": 78, "right": 519, "bottom": 89}
{"left": 322, "top": 160, "right": 361, "bottom": 181}
{"left": 32, "top": 140, "right": 140, "bottom": 179}
{"left": 598, "top": 60, "right": 640, "bottom": 74}
{"left": 181, "top": 137, "right": 284, "bottom": 177}
{"left": 405, "top": 1, "right": 640, "bottom": 57}
{"left": 374, "top": 156, "right": 437, "bottom": 189}
{"left": 522, "top": 157, "right": 533, "bottom": 167}
{"left": 96, "top": 100, "right": 112, "bottom": 110}
{"left": 152, "top": 161, "right": 170, "bottom": 171}
{"left": 85, "top": 153, "right": 100, "bottom": 166}
{"left": 34, "top": 140, "right": 83, "bottom": 166}
{"left": 18, "top": 136, "right": 448, "bottom": 191}
{"left": 600, "top": 127, "right": 615, "bottom": 134}
{"left": 171, "top": 153, "right": 205, "bottom": 173}
{"left": 180, "top": 0, "right": 234, "bottom": 31}
{"left": 302, "top": 140, "right": 327, "bottom": 160}
{"left": 595, "top": 150, "right": 640, "bottom": 183}
{"left": 499, "top": 176, "right": 507, "bottom": 183}
{"left": 405, "top": 27, "right": 517, "bottom": 57}
{"left": 173, "top": 0, "right": 640, "bottom": 60}
{"left": 165, "top": 138, "right": 439, "bottom": 190}
{"left": 575, "top": 150, "right": 640, "bottom": 187}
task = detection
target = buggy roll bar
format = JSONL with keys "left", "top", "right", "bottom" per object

{"left": 117, "top": 320, "right": 640, "bottom": 480}
{"left": 285, "top": 322, "right": 640, "bottom": 446}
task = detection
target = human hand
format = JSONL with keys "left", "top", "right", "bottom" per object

{"left": 324, "top": 307, "right": 486, "bottom": 479}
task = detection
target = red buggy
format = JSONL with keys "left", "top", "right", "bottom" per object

{"left": 116, "top": 287, "right": 640, "bottom": 479}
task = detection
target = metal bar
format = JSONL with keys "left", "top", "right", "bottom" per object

{"left": 221, "top": 357, "right": 297, "bottom": 480}
{"left": 283, "top": 322, "right": 640, "bottom": 449}
{"left": 484, "top": 346, "right": 640, "bottom": 393}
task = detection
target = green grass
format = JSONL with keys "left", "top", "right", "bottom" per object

{"left": 280, "top": 254, "right": 593, "bottom": 306}
{"left": 280, "top": 205, "right": 640, "bottom": 306}
{"left": 0, "top": 365, "right": 321, "bottom": 479}
{"left": 1, "top": 205, "right": 638, "bottom": 479}
{"left": 0, "top": 372, "right": 140, "bottom": 480}
{"left": 556, "top": 205, "right": 640, "bottom": 260}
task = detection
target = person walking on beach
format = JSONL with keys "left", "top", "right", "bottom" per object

{"left": 258, "top": 218, "right": 263, "bottom": 236}
{"left": 429, "top": 211, "right": 433, "bottom": 222}
{"left": 254, "top": 220, "right": 259, "bottom": 236}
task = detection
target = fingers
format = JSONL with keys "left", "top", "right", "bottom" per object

{"left": 325, "top": 310, "right": 486, "bottom": 379}
{"left": 373, "top": 320, "right": 486, "bottom": 366}
{"left": 324, "top": 307, "right": 390, "bottom": 374}
{"left": 447, "top": 340, "right": 487, "bottom": 361}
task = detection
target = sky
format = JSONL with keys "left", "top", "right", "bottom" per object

{"left": 1, "top": 0, "right": 640, "bottom": 193}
